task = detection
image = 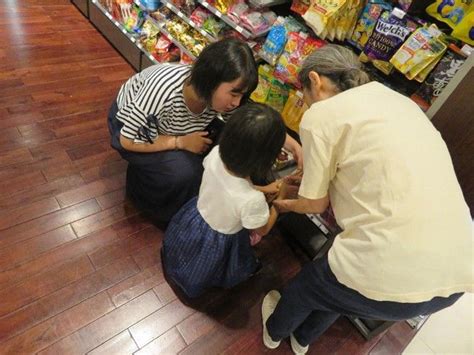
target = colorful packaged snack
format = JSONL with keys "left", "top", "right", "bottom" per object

{"left": 281, "top": 90, "right": 308, "bottom": 133}
{"left": 265, "top": 77, "right": 290, "bottom": 113}
{"left": 190, "top": 7, "right": 211, "bottom": 27}
{"left": 302, "top": 0, "right": 347, "bottom": 37}
{"left": 410, "top": 47, "right": 467, "bottom": 111}
{"left": 274, "top": 32, "right": 325, "bottom": 87}
{"left": 363, "top": 9, "right": 415, "bottom": 62}
{"left": 203, "top": 16, "right": 226, "bottom": 37}
{"left": 227, "top": 2, "right": 249, "bottom": 23}
{"left": 349, "top": 0, "right": 392, "bottom": 50}
{"left": 390, "top": 26, "right": 447, "bottom": 80}
{"left": 260, "top": 18, "right": 287, "bottom": 65}
{"left": 290, "top": 0, "right": 310, "bottom": 17}
{"left": 250, "top": 65, "right": 273, "bottom": 103}
{"left": 426, "top": 0, "right": 474, "bottom": 45}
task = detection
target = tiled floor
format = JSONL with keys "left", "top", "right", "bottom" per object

{"left": 403, "top": 293, "right": 474, "bottom": 354}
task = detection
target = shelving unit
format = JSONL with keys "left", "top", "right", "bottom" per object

{"left": 161, "top": 0, "right": 217, "bottom": 42}
{"left": 89, "top": 0, "right": 160, "bottom": 70}
{"left": 197, "top": 0, "right": 270, "bottom": 39}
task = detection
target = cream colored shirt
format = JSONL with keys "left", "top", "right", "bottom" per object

{"left": 299, "top": 81, "right": 473, "bottom": 303}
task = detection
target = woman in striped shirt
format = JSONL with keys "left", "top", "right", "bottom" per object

{"left": 108, "top": 38, "right": 303, "bottom": 225}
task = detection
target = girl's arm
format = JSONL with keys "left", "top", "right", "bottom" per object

{"left": 119, "top": 132, "right": 212, "bottom": 153}
{"left": 251, "top": 182, "right": 288, "bottom": 237}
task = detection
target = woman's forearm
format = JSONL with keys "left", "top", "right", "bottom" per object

{"left": 120, "top": 135, "right": 179, "bottom": 153}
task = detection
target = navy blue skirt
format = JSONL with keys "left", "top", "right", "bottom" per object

{"left": 162, "top": 197, "right": 259, "bottom": 298}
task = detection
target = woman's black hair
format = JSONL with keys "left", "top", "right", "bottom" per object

{"left": 189, "top": 38, "right": 258, "bottom": 105}
{"left": 219, "top": 103, "right": 286, "bottom": 182}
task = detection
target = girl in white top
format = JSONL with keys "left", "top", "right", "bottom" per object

{"left": 162, "top": 103, "right": 287, "bottom": 298}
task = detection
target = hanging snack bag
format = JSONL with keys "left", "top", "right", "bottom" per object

{"left": 190, "top": 7, "right": 211, "bottom": 27}
{"left": 291, "top": 0, "right": 310, "bottom": 16}
{"left": 260, "top": 20, "right": 288, "bottom": 65}
{"left": 349, "top": 0, "right": 392, "bottom": 50}
{"left": 410, "top": 45, "right": 467, "bottom": 111}
{"left": 302, "top": 0, "right": 347, "bottom": 37}
{"left": 250, "top": 65, "right": 273, "bottom": 103}
{"left": 274, "top": 33, "right": 325, "bottom": 87}
{"left": 426, "top": 0, "right": 474, "bottom": 45}
{"left": 390, "top": 26, "right": 447, "bottom": 80}
{"left": 281, "top": 90, "right": 308, "bottom": 133}
{"left": 265, "top": 77, "right": 290, "bottom": 113}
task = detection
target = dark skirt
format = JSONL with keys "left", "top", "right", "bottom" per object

{"left": 107, "top": 100, "right": 204, "bottom": 223}
{"left": 162, "top": 197, "right": 260, "bottom": 298}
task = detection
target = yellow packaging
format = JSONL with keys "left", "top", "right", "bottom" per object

{"left": 302, "top": 0, "right": 347, "bottom": 36}
{"left": 426, "top": 0, "right": 474, "bottom": 45}
{"left": 281, "top": 90, "right": 308, "bottom": 132}
{"left": 390, "top": 27, "right": 447, "bottom": 79}
{"left": 250, "top": 65, "right": 273, "bottom": 103}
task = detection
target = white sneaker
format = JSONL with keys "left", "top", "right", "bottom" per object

{"left": 262, "top": 290, "right": 281, "bottom": 349}
{"left": 290, "top": 334, "right": 309, "bottom": 355}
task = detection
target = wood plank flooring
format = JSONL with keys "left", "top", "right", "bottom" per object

{"left": 0, "top": 1, "right": 419, "bottom": 353}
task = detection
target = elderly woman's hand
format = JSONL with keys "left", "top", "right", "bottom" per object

{"left": 283, "top": 169, "right": 303, "bottom": 199}
{"left": 284, "top": 134, "right": 303, "bottom": 169}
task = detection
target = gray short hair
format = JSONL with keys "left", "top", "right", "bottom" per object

{"left": 298, "top": 44, "right": 370, "bottom": 92}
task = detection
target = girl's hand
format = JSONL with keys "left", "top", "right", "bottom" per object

{"left": 179, "top": 131, "right": 212, "bottom": 154}
{"left": 257, "top": 180, "right": 281, "bottom": 195}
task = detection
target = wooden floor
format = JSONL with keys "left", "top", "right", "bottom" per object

{"left": 0, "top": 1, "right": 419, "bottom": 353}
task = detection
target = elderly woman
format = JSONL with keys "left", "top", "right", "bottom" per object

{"left": 261, "top": 44, "right": 472, "bottom": 354}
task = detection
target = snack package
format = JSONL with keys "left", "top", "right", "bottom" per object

{"left": 364, "top": 8, "right": 416, "bottom": 61}
{"left": 190, "top": 7, "right": 211, "bottom": 27}
{"left": 265, "top": 77, "right": 290, "bottom": 113}
{"left": 241, "top": 11, "right": 271, "bottom": 34}
{"left": 281, "top": 90, "right": 308, "bottom": 133}
{"left": 214, "top": 0, "right": 235, "bottom": 14}
{"left": 180, "top": 51, "right": 194, "bottom": 64}
{"left": 410, "top": 47, "right": 467, "bottom": 111}
{"left": 291, "top": 0, "right": 310, "bottom": 16}
{"left": 349, "top": 1, "right": 392, "bottom": 50}
{"left": 227, "top": 2, "right": 249, "bottom": 23}
{"left": 274, "top": 32, "right": 325, "bottom": 87}
{"left": 302, "top": 0, "right": 347, "bottom": 36}
{"left": 250, "top": 65, "right": 273, "bottom": 103}
{"left": 260, "top": 18, "right": 287, "bottom": 65}
{"left": 171, "top": 0, "right": 196, "bottom": 15}
{"left": 203, "top": 16, "right": 226, "bottom": 37}
{"left": 390, "top": 26, "right": 447, "bottom": 80}
{"left": 426, "top": 0, "right": 474, "bottom": 45}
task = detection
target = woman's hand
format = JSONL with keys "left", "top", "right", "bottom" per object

{"left": 284, "top": 134, "right": 303, "bottom": 169}
{"left": 178, "top": 131, "right": 213, "bottom": 154}
{"left": 282, "top": 170, "right": 303, "bottom": 199}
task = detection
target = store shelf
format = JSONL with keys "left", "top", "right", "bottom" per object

{"left": 71, "top": 0, "right": 89, "bottom": 17}
{"left": 89, "top": 0, "right": 142, "bottom": 70}
{"left": 197, "top": 0, "right": 270, "bottom": 39}
{"left": 161, "top": 0, "right": 217, "bottom": 42}
{"left": 145, "top": 15, "right": 197, "bottom": 60}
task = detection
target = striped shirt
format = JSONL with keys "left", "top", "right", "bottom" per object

{"left": 116, "top": 64, "right": 222, "bottom": 143}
